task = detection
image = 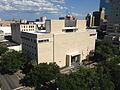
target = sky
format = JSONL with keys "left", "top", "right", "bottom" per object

{"left": 0, "top": 0, "right": 100, "bottom": 20}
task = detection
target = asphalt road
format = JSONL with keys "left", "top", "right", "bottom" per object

{"left": 0, "top": 73, "right": 21, "bottom": 90}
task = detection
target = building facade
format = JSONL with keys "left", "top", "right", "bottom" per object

{"left": 107, "top": 0, "right": 120, "bottom": 33}
{"left": 21, "top": 19, "right": 97, "bottom": 67}
{"left": 0, "top": 20, "right": 15, "bottom": 35}
{"left": 86, "top": 13, "right": 95, "bottom": 28}
{"left": 100, "top": 0, "right": 110, "bottom": 16}
{"left": 93, "top": 11, "right": 101, "bottom": 26}
{"left": 104, "top": 0, "right": 120, "bottom": 49}
{"left": 86, "top": 11, "right": 102, "bottom": 28}
{"left": 11, "top": 20, "right": 37, "bottom": 44}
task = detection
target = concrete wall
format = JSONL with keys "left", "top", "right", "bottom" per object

{"left": 37, "top": 34, "right": 53, "bottom": 64}
{"left": 76, "top": 20, "right": 86, "bottom": 31}
{"left": 53, "top": 31, "right": 96, "bottom": 67}
{"left": 11, "top": 23, "right": 36, "bottom": 44}
{"left": 11, "top": 23, "right": 21, "bottom": 44}
{"left": 21, "top": 20, "right": 97, "bottom": 68}
{"left": 51, "top": 20, "right": 64, "bottom": 33}
{"left": 46, "top": 20, "right": 87, "bottom": 33}
{"left": 8, "top": 45, "right": 22, "bottom": 51}
{"left": 21, "top": 32, "right": 37, "bottom": 59}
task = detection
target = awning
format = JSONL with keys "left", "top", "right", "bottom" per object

{"left": 62, "top": 27, "right": 78, "bottom": 30}
{"left": 67, "top": 51, "right": 80, "bottom": 56}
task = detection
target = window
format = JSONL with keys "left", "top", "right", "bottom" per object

{"left": 63, "top": 29, "right": 78, "bottom": 33}
{"left": 34, "top": 40, "right": 36, "bottom": 43}
{"left": 38, "top": 39, "right": 49, "bottom": 43}
{"left": 108, "top": 27, "right": 113, "bottom": 29}
{"left": 66, "top": 29, "right": 74, "bottom": 32}
{"left": 116, "top": 14, "right": 118, "bottom": 16}
{"left": 90, "top": 34, "right": 96, "bottom": 36}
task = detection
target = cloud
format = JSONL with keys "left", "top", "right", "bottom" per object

{"left": 0, "top": 0, "right": 82, "bottom": 20}
{"left": 71, "top": 12, "right": 80, "bottom": 17}
{"left": 0, "top": 0, "right": 65, "bottom": 14}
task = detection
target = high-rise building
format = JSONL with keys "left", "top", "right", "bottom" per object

{"left": 86, "top": 13, "right": 94, "bottom": 28}
{"left": 86, "top": 11, "right": 101, "bottom": 28}
{"left": 100, "top": 0, "right": 110, "bottom": 16}
{"left": 100, "top": 0, "right": 109, "bottom": 30}
{"left": 107, "top": 0, "right": 120, "bottom": 33}
{"left": 93, "top": 11, "right": 101, "bottom": 26}
{"left": 104, "top": 0, "right": 120, "bottom": 49}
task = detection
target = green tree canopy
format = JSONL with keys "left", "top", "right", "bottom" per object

{"left": 21, "top": 63, "right": 60, "bottom": 88}
{"left": 56, "top": 67, "right": 114, "bottom": 90}
{"left": 0, "top": 44, "right": 8, "bottom": 56}
{"left": 0, "top": 50, "right": 27, "bottom": 74}
{"left": 98, "top": 56, "right": 120, "bottom": 90}
{"left": 90, "top": 41, "right": 119, "bottom": 62}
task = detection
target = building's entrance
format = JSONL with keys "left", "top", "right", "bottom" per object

{"left": 66, "top": 52, "right": 80, "bottom": 67}
{"left": 71, "top": 55, "right": 80, "bottom": 66}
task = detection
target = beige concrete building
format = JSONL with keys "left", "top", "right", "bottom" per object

{"left": 21, "top": 19, "right": 97, "bottom": 67}
{"left": 11, "top": 20, "right": 37, "bottom": 44}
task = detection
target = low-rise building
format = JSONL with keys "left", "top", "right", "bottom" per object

{"left": 0, "top": 20, "right": 15, "bottom": 35}
{"left": 11, "top": 20, "right": 37, "bottom": 44}
{"left": 21, "top": 19, "right": 97, "bottom": 67}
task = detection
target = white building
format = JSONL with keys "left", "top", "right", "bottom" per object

{"left": 21, "top": 19, "right": 97, "bottom": 67}
{"left": 11, "top": 20, "right": 37, "bottom": 44}
{"left": 0, "top": 27, "right": 11, "bottom": 35}
{"left": 0, "top": 20, "right": 14, "bottom": 35}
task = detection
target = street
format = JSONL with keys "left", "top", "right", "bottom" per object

{"left": 0, "top": 73, "right": 21, "bottom": 90}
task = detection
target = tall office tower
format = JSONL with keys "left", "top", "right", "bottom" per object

{"left": 104, "top": 0, "right": 120, "bottom": 49}
{"left": 100, "top": 0, "right": 110, "bottom": 16}
{"left": 107, "top": 0, "right": 120, "bottom": 33}
{"left": 93, "top": 11, "right": 101, "bottom": 26}
{"left": 86, "top": 13, "right": 94, "bottom": 28}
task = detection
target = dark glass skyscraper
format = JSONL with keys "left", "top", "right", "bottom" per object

{"left": 100, "top": 0, "right": 110, "bottom": 16}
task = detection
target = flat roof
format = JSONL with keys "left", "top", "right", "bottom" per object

{"left": 23, "top": 30, "right": 49, "bottom": 35}
{"left": 0, "top": 41, "right": 19, "bottom": 47}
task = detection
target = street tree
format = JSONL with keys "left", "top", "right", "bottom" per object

{"left": 0, "top": 50, "right": 27, "bottom": 74}
{"left": 98, "top": 56, "right": 120, "bottom": 90}
{"left": 0, "top": 44, "right": 8, "bottom": 56}
{"left": 56, "top": 67, "right": 114, "bottom": 90}
{"left": 21, "top": 63, "right": 60, "bottom": 89}
{"left": 90, "top": 41, "right": 119, "bottom": 62}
